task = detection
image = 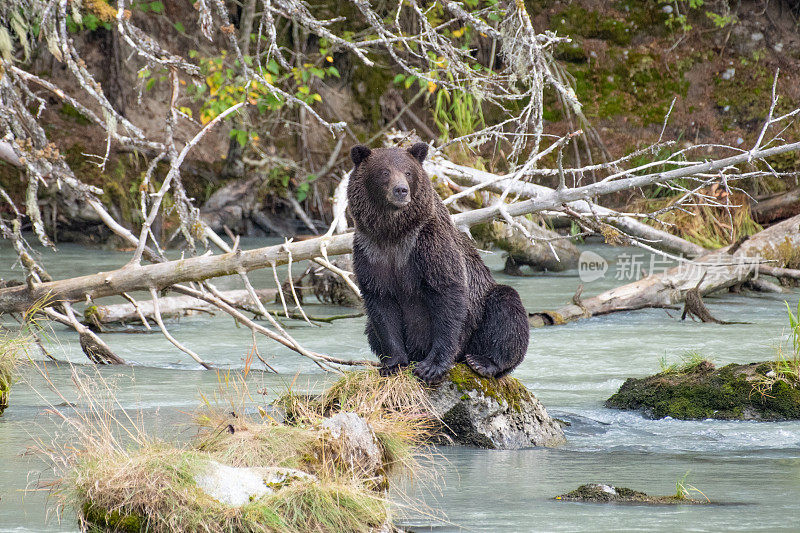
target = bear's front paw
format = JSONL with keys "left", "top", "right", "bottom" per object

{"left": 379, "top": 364, "right": 402, "bottom": 377}
{"left": 413, "top": 358, "right": 449, "bottom": 384}
{"left": 379, "top": 354, "right": 408, "bottom": 377}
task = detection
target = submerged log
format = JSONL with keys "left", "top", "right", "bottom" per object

{"left": 529, "top": 214, "right": 800, "bottom": 327}
{"left": 85, "top": 289, "right": 277, "bottom": 325}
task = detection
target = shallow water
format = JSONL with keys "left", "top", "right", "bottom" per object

{"left": 1, "top": 239, "right": 799, "bottom": 532}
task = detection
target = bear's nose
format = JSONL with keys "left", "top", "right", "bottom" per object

{"left": 392, "top": 185, "right": 409, "bottom": 200}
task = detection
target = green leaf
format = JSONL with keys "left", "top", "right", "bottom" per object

{"left": 266, "top": 59, "right": 280, "bottom": 75}
{"left": 150, "top": 1, "right": 165, "bottom": 14}
{"left": 174, "top": 21, "right": 185, "bottom": 33}
{"left": 236, "top": 129, "right": 249, "bottom": 148}
{"left": 393, "top": 73, "right": 406, "bottom": 84}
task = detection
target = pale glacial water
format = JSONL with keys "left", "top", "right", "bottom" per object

{"left": 1, "top": 239, "right": 799, "bottom": 532}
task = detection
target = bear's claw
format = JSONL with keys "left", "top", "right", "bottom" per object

{"left": 464, "top": 353, "right": 499, "bottom": 378}
{"left": 413, "top": 360, "right": 448, "bottom": 384}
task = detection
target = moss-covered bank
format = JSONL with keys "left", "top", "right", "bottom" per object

{"left": 606, "top": 360, "right": 800, "bottom": 420}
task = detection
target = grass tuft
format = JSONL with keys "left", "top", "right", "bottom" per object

{"left": 40, "top": 368, "right": 434, "bottom": 532}
{"left": 658, "top": 351, "right": 712, "bottom": 375}
{"left": 0, "top": 330, "right": 29, "bottom": 415}
{"left": 634, "top": 189, "right": 762, "bottom": 248}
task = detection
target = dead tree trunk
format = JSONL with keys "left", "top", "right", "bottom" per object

{"left": 86, "top": 288, "right": 277, "bottom": 325}
{"left": 751, "top": 187, "right": 800, "bottom": 225}
{"left": 2, "top": 141, "right": 800, "bottom": 316}
{"left": 529, "top": 214, "right": 800, "bottom": 327}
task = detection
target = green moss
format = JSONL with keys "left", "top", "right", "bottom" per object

{"left": 447, "top": 364, "right": 532, "bottom": 413}
{"left": 606, "top": 361, "right": 800, "bottom": 420}
{"left": 59, "top": 103, "right": 92, "bottom": 125}
{"left": 82, "top": 503, "right": 145, "bottom": 533}
{"left": 553, "top": 40, "right": 588, "bottom": 64}
{"left": 713, "top": 64, "right": 774, "bottom": 130}
{"left": 556, "top": 484, "right": 708, "bottom": 505}
{"left": 550, "top": 5, "right": 635, "bottom": 46}
{"left": 566, "top": 48, "right": 689, "bottom": 125}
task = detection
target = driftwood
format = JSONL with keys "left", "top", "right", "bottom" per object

{"left": 681, "top": 274, "right": 749, "bottom": 324}
{"left": 474, "top": 217, "right": 580, "bottom": 274}
{"left": 86, "top": 289, "right": 278, "bottom": 325}
{"left": 751, "top": 187, "right": 800, "bottom": 225}
{"left": 4, "top": 140, "right": 799, "bottom": 316}
{"left": 529, "top": 214, "right": 800, "bottom": 327}
{"left": 427, "top": 159, "right": 707, "bottom": 258}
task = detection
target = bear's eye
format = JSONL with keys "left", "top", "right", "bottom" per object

{"left": 404, "top": 170, "right": 412, "bottom": 179}
{"left": 381, "top": 169, "right": 390, "bottom": 179}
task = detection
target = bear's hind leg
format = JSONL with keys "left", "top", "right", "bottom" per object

{"left": 464, "top": 285, "right": 529, "bottom": 378}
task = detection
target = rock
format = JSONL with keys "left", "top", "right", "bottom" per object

{"left": 606, "top": 360, "right": 800, "bottom": 420}
{"left": 322, "top": 412, "right": 383, "bottom": 476}
{"left": 194, "top": 460, "right": 315, "bottom": 507}
{"left": 555, "top": 484, "right": 709, "bottom": 505}
{"left": 474, "top": 217, "right": 579, "bottom": 274}
{"left": 427, "top": 364, "right": 566, "bottom": 449}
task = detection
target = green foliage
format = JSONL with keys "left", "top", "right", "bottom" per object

{"left": 0, "top": 331, "right": 29, "bottom": 415}
{"left": 432, "top": 81, "right": 485, "bottom": 141}
{"left": 658, "top": 0, "right": 735, "bottom": 32}
{"left": 787, "top": 300, "right": 800, "bottom": 357}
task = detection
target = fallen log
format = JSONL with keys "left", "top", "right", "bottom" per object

{"left": 751, "top": 187, "right": 800, "bottom": 225}
{"left": 2, "top": 140, "right": 799, "bottom": 315}
{"left": 426, "top": 159, "right": 707, "bottom": 258}
{"left": 529, "top": 214, "right": 800, "bottom": 327}
{"left": 85, "top": 289, "right": 278, "bottom": 325}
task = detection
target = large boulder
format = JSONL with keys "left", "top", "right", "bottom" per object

{"left": 428, "top": 364, "right": 566, "bottom": 449}
{"left": 194, "top": 461, "right": 316, "bottom": 506}
{"left": 322, "top": 412, "right": 383, "bottom": 477}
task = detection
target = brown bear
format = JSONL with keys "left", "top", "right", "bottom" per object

{"left": 347, "top": 142, "right": 529, "bottom": 384}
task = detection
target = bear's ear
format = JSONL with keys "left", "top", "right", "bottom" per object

{"left": 407, "top": 142, "right": 428, "bottom": 164}
{"left": 351, "top": 145, "right": 372, "bottom": 167}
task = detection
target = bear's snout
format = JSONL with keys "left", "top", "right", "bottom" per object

{"left": 392, "top": 185, "right": 409, "bottom": 201}
{"left": 386, "top": 173, "right": 411, "bottom": 207}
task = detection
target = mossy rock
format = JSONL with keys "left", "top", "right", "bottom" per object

{"left": 82, "top": 503, "right": 146, "bottom": 533}
{"left": 429, "top": 364, "right": 566, "bottom": 449}
{"left": 606, "top": 360, "right": 800, "bottom": 420}
{"left": 446, "top": 364, "right": 533, "bottom": 414}
{"left": 555, "top": 484, "right": 708, "bottom": 505}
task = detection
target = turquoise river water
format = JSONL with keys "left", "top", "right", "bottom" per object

{"left": 1, "top": 239, "right": 799, "bottom": 532}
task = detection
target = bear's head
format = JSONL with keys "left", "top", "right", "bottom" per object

{"left": 349, "top": 143, "right": 429, "bottom": 209}
{"left": 347, "top": 142, "right": 434, "bottom": 239}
